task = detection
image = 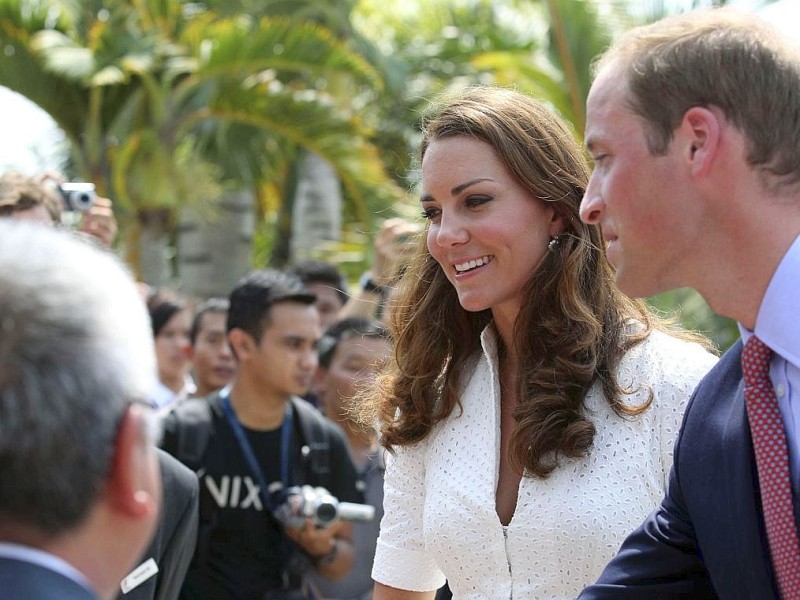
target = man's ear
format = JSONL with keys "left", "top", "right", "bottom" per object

{"left": 105, "top": 405, "right": 160, "bottom": 519}
{"left": 680, "top": 106, "right": 721, "bottom": 177}
{"left": 228, "top": 328, "right": 255, "bottom": 362}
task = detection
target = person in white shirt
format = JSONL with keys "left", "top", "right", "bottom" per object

{"left": 146, "top": 290, "right": 196, "bottom": 412}
{"left": 367, "top": 86, "right": 718, "bottom": 600}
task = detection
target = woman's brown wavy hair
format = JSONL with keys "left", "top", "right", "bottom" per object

{"left": 373, "top": 86, "right": 691, "bottom": 478}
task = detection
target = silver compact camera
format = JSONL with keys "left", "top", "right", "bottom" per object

{"left": 275, "top": 485, "right": 375, "bottom": 529}
{"left": 59, "top": 182, "right": 96, "bottom": 212}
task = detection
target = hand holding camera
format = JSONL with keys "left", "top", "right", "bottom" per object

{"left": 275, "top": 485, "right": 375, "bottom": 529}
{"left": 59, "top": 182, "right": 96, "bottom": 212}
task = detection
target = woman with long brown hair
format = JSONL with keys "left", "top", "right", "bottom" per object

{"left": 369, "top": 87, "right": 717, "bottom": 599}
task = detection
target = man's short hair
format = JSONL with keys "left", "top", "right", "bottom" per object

{"left": 317, "top": 317, "right": 390, "bottom": 369}
{"left": 190, "top": 297, "right": 230, "bottom": 346}
{"left": 227, "top": 270, "right": 316, "bottom": 343}
{"left": 0, "top": 222, "right": 155, "bottom": 536}
{"left": 288, "top": 259, "right": 349, "bottom": 305}
{"left": 594, "top": 8, "right": 800, "bottom": 191}
{"left": 0, "top": 171, "right": 61, "bottom": 221}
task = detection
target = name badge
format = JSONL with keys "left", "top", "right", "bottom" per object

{"left": 120, "top": 558, "right": 159, "bottom": 594}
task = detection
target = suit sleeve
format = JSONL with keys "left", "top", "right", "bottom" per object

{"left": 153, "top": 451, "right": 200, "bottom": 600}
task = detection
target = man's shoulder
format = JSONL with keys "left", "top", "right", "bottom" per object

{"left": 689, "top": 338, "right": 743, "bottom": 397}
{"left": 163, "top": 394, "right": 223, "bottom": 432}
{"left": 0, "top": 557, "right": 98, "bottom": 600}
{"left": 156, "top": 448, "right": 198, "bottom": 497}
{"left": 290, "top": 396, "right": 347, "bottom": 443}
{"left": 160, "top": 394, "right": 222, "bottom": 470}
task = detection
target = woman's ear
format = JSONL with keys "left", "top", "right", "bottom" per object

{"left": 548, "top": 209, "right": 566, "bottom": 239}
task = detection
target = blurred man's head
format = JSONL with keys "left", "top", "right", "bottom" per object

{"left": 316, "top": 317, "right": 391, "bottom": 423}
{"left": 0, "top": 221, "right": 160, "bottom": 599}
{"left": 190, "top": 298, "right": 235, "bottom": 397}
{"left": 288, "top": 259, "right": 349, "bottom": 329}
{"left": 0, "top": 171, "right": 61, "bottom": 224}
{"left": 227, "top": 270, "right": 321, "bottom": 400}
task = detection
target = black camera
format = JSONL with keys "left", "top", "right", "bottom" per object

{"left": 275, "top": 485, "right": 375, "bottom": 529}
{"left": 59, "top": 182, "right": 96, "bottom": 212}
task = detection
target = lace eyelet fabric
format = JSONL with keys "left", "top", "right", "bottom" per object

{"left": 373, "top": 328, "right": 718, "bottom": 599}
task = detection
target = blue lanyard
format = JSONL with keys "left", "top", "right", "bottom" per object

{"left": 219, "top": 386, "right": 293, "bottom": 511}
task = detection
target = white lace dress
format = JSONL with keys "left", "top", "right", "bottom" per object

{"left": 372, "top": 326, "right": 718, "bottom": 599}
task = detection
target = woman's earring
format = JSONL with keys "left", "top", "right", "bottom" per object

{"left": 548, "top": 235, "right": 560, "bottom": 252}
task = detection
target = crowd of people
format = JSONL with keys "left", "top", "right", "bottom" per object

{"left": 1, "top": 6, "right": 799, "bottom": 600}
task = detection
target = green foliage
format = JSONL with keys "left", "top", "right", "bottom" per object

{"left": 648, "top": 289, "right": 740, "bottom": 352}
{"left": 0, "top": 0, "right": 402, "bottom": 278}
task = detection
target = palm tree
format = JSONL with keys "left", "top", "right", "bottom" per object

{"left": 0, "top": 0, "right": 402, "bottom": 292}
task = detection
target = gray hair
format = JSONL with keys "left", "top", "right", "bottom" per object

{"left": 0, "top": 222, "right": 156, "bottom": 535}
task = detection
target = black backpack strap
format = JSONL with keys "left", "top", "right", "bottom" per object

{"left": 162, "top": 397, "right": 216, "bottom": 568}
{"left": 171, "top": 398, "right": 214, "bottom": 472}
{"left": 290, "top": 396, "right": 331, "bottom": 488}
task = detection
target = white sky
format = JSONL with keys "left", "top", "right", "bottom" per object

{"left": 0, "top": 0, "right": 796, "bottom": 176}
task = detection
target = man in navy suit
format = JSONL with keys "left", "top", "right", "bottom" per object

{"left": 579, "top": 7, "right": 800, "bottom": 599}
{"left": 118, "top": 450, "right": 198, "bottom": 600}
{"left": 0, "top": 221, "right": 162, "bottom": 600}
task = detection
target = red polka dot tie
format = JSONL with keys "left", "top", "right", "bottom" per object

{"left": 742, "top": 335, "right": 800, "bottom": 598}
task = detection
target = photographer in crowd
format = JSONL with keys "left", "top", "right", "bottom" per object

{"left": 162, "top": 269, "right": 363, "bottom": 600}
{"left": 0, "top": 170, "right": 117, "bottom": 246}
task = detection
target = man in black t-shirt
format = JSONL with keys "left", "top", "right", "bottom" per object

{"left": 162, "top": 270, "right": 361, "bottom": 600}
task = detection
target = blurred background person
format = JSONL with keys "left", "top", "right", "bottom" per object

{"left": 188, "top": 298, "right": 236, "bottom": 399}
{"left": 308, "top": 317, "right": 392, "bottom": 600}
{"left": 146, "top": 290, "right": 196, "bottom": 412}
{"left": 161, "top": 270, "right": 363, "bottom": 600}
{"left": 0, "top": 170, "right": 61, "bottom": 224}
{"left": 0, "top": 221, "right": 161, "bottom": 600}
{"left": 0, "top": 170, "right": 117, "bottom": 247}
{"left": 341, "top": 218, "right": 420, "bottom": 324}
{"left": 289, "top": 259, "right": 351, "bottom": 330}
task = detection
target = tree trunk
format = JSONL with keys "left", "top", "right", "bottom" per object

{"left": 289, "top": 151, "right": 342, "bottom": 262}
{"left": 177, "top": 189, "right": 255, "bottom": 299}
{"left": 136, "top": 207, "right": 173, "bottom": 288}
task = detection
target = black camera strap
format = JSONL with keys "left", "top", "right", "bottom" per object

{"left": 219, "top": 386, "right": 292, "bottom": 513}
{"left": 220, "top": 388, "right": 316, "bottom": 597}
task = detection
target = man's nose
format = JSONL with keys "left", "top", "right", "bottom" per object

{"left": 579, "top": 175, "right": 604, "bottom": 224}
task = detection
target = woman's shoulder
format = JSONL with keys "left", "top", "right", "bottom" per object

{"left": 620, "top": 328, "right": 719, "bottom": 387}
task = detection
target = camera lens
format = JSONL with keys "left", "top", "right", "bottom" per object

{"left": 315, "top": 502, "right": 337, "bottom": 526}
